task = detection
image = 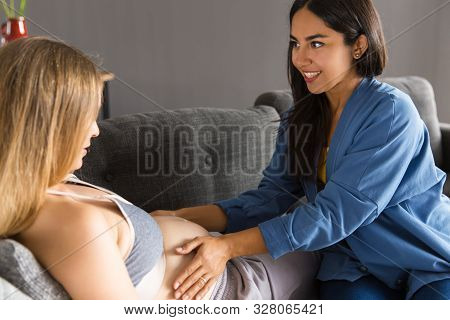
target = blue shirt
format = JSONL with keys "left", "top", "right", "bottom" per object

{"left": 216, "top": 77, "right": 450, "bottom": 299}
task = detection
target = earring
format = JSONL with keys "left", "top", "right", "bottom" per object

{"left": 355, "top": 53, "right": 361, "bottom": 59}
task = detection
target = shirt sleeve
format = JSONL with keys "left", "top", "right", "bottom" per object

{"left": 215, "top": 110, "right": 306, "bottom": 233}
{"left": 259, "top": 94, "right": 425, "bottom": 259}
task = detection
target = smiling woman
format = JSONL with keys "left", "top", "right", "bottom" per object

{"left": 286, "top": 0, "right": 386, "bottom": 180}
{"left": 154, "top": 0, "right": 450, "bottom": 301}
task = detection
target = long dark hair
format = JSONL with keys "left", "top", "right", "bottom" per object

{"left": 287, "top": 0, "right": 387, "bottom": 181}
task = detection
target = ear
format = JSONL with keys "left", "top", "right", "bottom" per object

{"left": 352, "top": 34, "right": 369, "bottom": 59}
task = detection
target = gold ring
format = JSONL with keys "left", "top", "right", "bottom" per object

{"left": 199, "top": 276, "right": 207, "bottom": 286}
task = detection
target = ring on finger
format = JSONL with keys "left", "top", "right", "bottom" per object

{"left": 198, "top": 276, "right": 207, "bottom": 286}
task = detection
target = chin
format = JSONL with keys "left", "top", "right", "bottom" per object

{"left": 307, "top": 84, "right": 325, "bottom": 95}
{"left": 307, "top": 77, "right": 335, "bottom": 95}
{"left": 71, "top": 160, "right": 83, "bottom": 171}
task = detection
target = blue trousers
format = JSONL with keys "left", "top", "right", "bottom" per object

{"left": 319, "top": 274, "right": 450, "bottom": 300}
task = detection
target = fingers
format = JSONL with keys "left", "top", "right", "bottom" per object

{"left": 172, "top": 236, "right": 223, "bottom": 300}
{"left": 184, "top": 274, "right": 212, "bottom": 301}
{"left": 177, "top": 274, "right": 218, "bottom": 300}
{"left": 176, "top": 237, "right": 202, "bottom": 255}
{"left": 174, "top": 268, "right": 207, "bottom": 300}
{"left": 173, "top": 258, "right": 202, "bottom": 291}
{"left": 193, "top": 275, "right": 218, "bottom": 300}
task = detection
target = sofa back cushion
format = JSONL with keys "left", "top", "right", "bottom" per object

{"left": 77, "top": 106, "right": 280, "bottom": 212}
{"left": 0, "top": 276, "right": 31, "bottom": 300}
{"left": 254, "top": 76, "right": 443, "bottom": 168}
{"left": 0, "top": 239, "right": 69, "bottom": 300}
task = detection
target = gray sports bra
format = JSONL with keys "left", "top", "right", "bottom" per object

{"left": 46, "top": 175, "right": 164, "bottom": 289}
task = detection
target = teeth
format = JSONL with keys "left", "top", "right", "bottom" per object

{"left": 304, "top": 72, "right": 321, "bottom": 79}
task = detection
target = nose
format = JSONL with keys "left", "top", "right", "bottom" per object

{"left": 91, "top": 121, "right": 100, "bottom": 138}
{"left": 292, "top": 46, "right": 311, "bottom": 70}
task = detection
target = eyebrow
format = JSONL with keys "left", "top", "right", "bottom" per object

{"left": 290, "top": 34, "right": 329, "bottom": 42}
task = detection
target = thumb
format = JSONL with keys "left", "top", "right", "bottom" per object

{"left": 176, "top": 237, "right": 202, "bottom": 255}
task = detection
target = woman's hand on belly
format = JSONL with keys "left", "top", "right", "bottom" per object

{"left": 172, "top": 235, "right": 231, "bottom": 300}
{"left": 152, "top": 216, "right": 220, "bottom": 300}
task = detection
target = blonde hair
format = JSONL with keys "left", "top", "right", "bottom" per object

{"left": 0, "top": 37, "right": 112, "bottom": 237}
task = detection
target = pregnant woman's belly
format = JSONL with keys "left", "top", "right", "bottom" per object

{"left": 150, "top": 216, "right": 219, "bottom": 300}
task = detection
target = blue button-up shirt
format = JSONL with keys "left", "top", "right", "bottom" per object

{"left": 216, "top": 78, "right": 450, "bottom": 299}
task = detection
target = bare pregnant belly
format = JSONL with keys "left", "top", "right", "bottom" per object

{"left": 152, "top": 216, "right": 219, "bottom": 300}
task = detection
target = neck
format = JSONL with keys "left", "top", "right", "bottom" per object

{"left": 325, "top": 73, "right": 363, "bottom": 117}
{"left": 47, "top": 173, "right": 74, "bottom": 190}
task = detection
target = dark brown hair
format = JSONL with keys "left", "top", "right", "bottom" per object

{"left": 287, "top": 0, "right": 387, "bottom": 181}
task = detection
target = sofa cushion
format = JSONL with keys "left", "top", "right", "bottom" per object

{"left": 0, "top": 239, "right": 70, "bottom": 300}
{"left": 0, "top": 277, "right": 31, "bottom": 300}
{"left": 77, "top": 106, "right": 280, "bottom": 213}
{"left": 254, "top": 90, "right": 294, "bottom": 115}
{"left": 254, "top": 76, "right": 444, "bottom": 169}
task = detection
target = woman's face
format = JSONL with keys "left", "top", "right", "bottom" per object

{"left": 71, "top": 120, "right": 100, "bottom": 171}
{"left": 290, "top": 8, "right": 358, "bottom": 94}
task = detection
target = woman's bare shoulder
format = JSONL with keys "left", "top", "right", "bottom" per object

{"left": 18, "top": 195, "right": 112, "bottom": 260}
{"left": 41, "top": 195, "right": 105, "bottom": 228}
{"left": 17, "top": 195, "right": 137, "bottom": 299}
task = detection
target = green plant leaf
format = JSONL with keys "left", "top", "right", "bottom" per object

{"left": 1, "top": 0, "right": 11, "bottom": 18}
{"left": 10, "top": 0, "right": 15, "bottom": 17}
{"left": 19, "top": 0, "right": 26, "bottom": 16}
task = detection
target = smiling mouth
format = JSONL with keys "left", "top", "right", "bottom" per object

{"left": 303, "top": 71, "right": 321, "bottom": 83}
{"left": 304, "top": 71, "right": 321, "bottom": 79}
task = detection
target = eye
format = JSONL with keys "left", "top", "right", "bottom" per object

{"left": 290, "top": 40, "right": 300, "bottom": 49}
{"left": 311, "top": 41, "right": 324, "bottom": 48}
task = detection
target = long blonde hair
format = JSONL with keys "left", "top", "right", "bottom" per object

{"left": 0, "top": 37, "right": 111, "bottom": 237}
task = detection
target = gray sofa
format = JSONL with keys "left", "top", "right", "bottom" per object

{"left": 1, "top": 76, "right": 449, "bottom": 299}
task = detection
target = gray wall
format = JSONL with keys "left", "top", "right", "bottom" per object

{"left": 374, "top": 0, "right": 450, "bottom": 122}
{"left": 9, "top": 0, "right": 450, "bottom": 121}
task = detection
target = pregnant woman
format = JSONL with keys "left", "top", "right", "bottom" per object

{"left": 0, "top": 37, "right": 320, "bottom": 300}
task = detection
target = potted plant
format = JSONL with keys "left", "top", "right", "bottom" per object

{"left": 1, "top": 0, "right": 28, "bottom": 46}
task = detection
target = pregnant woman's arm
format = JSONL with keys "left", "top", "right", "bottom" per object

{"left": 152, "top": 216, "right": 219, "bottom": 300}
{"left": 17, "top": 203, "right": 139, "bottom": 300}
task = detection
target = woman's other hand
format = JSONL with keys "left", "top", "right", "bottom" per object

{"left": 151, "top": 205, "right": 228, "bottom": 233}
{"left": 173, "top": 235, "right": 231, "bottom": 300}
{"left": 150, "top": 210, "right": 178, "bottom": 217}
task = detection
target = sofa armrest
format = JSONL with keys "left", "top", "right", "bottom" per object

{"left": 440, "top": 122, "right": 450, "bottom": 172}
